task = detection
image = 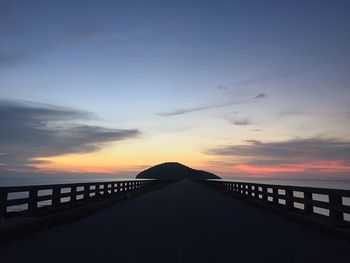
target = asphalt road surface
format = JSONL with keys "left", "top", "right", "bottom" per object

{"left": 0, "top": 179, "right": 349, "bottom": 263}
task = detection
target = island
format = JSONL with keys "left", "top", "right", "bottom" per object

{"left": 136, "top": 162, "right": 220, "bottom": 180}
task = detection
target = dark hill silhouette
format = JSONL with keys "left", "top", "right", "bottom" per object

{"left": 136, "top": 162, "right": 220, "bottom": 180}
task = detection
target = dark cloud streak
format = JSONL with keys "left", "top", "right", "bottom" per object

{"left": 254, "top": 93, "right": 267, "bottom": 99}
{"left": 158, "top": 92, "right": 265, "bottom": 117}
{"left": 233, "top": 72, "right": 294, "bottom": 87}
{"left": 232, "top": 118, "right": 251, "bottom": 126}
{"left": 157, "top": 100, "right": 243, "bottom": 117}
{"left": 205, "top": 138, "right": 350, "bottom": 166}
{"left": 0, "top": 100, "right": 140, "bottom": 170}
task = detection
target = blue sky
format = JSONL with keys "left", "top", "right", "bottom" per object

{"left": 0, "top": 0, "right": 350, "bottom": 178}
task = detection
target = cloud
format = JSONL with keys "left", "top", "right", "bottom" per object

{"left": 279, "top": 111, "right": 307, "bottom": 117}
{"left": 254, "top": 93, "right": 267, "bottom": 99}
{"left": 158, "top": 90, "right": 267, "bottom": 117}
{"left": 205, "top": 137, "right": 350, "bottom": 167}
{"left": 233, "top": 71, "right": 294, "bottom": 87}
{"left": 158, "top": 105, "right": 215, "bottom": 116}
{"left": 0, "top": 99, "right": 140, "bottom": 170}
{"left": 0, "top": 23, "right": 121, "bottom": 70}
{"left": 244, "top": 140, "right": 262, "bottom": 145}
{"left": 216, "top": 85, "right": 229, "bottom": 90}
{"left": 157, "top": 100, "right": 243, "bottom": 116}
{"left": 232, "top": 118, "right": 251, "bottom": 126}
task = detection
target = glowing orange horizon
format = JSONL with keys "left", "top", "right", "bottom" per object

{"left": 33, "top": 154, "right": 350, "bottom": 178}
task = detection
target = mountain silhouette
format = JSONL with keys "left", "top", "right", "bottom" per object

{"left": 136, "top": 162, "right": 220, "bottom": 180}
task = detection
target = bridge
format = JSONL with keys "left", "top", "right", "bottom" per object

{"left": 0, "top": 179, "right": 350, "bottom": 262}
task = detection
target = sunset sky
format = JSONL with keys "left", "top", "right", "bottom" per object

{"left": 0, "top": 0, "right": 350, "bottom": 179}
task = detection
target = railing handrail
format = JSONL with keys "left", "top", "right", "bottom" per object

{"left": 0, "top": 179, "right": 153, "bottom": 193}
{"left": 207, "top": 180, "right": 350, "bottom": 197}
{"left": 203, "top": 179, "right": 350, "bottom": 223}
{"left": 0, "top": 179, "right": 159, "bottom": 219}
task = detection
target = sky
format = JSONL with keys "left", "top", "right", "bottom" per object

{"left": 0, "top": 0, "right": 350, "bottom": 179}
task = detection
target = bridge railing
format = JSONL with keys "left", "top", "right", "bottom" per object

{"left": 204, "top": 180, "right": 350, "bottom": 223}
{"left": 0, "top": 180, "right": 157, "bottom": 218}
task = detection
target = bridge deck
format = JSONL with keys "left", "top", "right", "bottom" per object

{"left": 0, "top": 179, "right": 349, "bottom": 262}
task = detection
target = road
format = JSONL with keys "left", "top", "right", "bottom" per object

{"left": 0, "top": 179, "right": 349, "bottom": 262}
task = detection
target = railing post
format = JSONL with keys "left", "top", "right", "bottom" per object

{"left": 304, "top": 192, "right": 313, "bottom": 213}
{"left": 249, "top": 185, "right": 254, "bottom": 197}
{"left": 0, "top": 190, "right": 7, "bottom": 218}
{"left": 246, "top": 185, "right": 250, "bottom": 196}
{"left": 285, "top": 189, "right": 293, "bottom": 209}
{"left": 239, "top": 184, "right": 243, "bottom": 194}
{"left": 28, "top": 188, "right": 38, "bottom": 212}
{"left": 273, "top": 188, "right": 279, "bottom": 205}
{"left": 104, "top": 183, "right": 109, "bottom": 196}
{"left": 52, "top": 187, "right": 60, "bottom": 207}
{"left": 95, "top": 184, "right": 100, "bottom": 197}
{"left": 83, "top": 185, "right": 90, "bottom": 200}
{"left": 71, "top": 185, "right": 77, "bottom": 203}
{"left": 329, "top": 194, "right": 343, "bottom": 222}
{"left": 262, "top": 186, "right": 268, "bottom": 202}
{"left": 254, "top": 185, "right": 259, "bottom": 199}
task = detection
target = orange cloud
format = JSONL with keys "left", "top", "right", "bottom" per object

{"left": 234, "top": 160, "right": 350, "bottom": 175}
